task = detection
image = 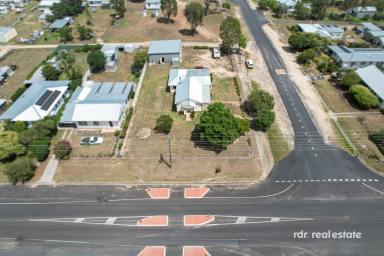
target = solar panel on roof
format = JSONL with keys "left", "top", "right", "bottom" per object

{"left": 35, "top": 90, "right": 53, "bottom": 106}
{"left": 41, "top": 90, "right": 60, "bottom": 111}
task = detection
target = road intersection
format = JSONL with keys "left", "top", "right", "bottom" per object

{"left": 0, "top": 0, "right": 383, "bottom": 255}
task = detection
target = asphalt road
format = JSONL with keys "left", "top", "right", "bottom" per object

{"left": 0, "top": 1, "right": 383, "bottom": 255}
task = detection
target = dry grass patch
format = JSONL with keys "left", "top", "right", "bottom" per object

{"left": 74, "top": 7, "right": 113, "bottom": 41}
{"left": 0, "top": 49, "right": 53, "bottom": 99}
{"left": 90, "top": 53, "right": 137, "bottom": 82}
{"left": 14, "top": 8, "right": 43, "bottom": 41}
{"left": 212, "top": 75, "right": 240, "bottom": 102}
{"left": 69, "top": 130, "right": 117, "bottom": 158}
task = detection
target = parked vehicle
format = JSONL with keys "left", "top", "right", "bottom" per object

{"left": 245, "top": 59, "right": 254, "bottom": 69}
{"left": 80, "top": 136, "right": 104, "bottom": 145}
{"left": 213, "top": 47, "right": 221, "bottom": 58}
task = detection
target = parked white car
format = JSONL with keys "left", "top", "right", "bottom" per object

{"left": 245, "top": 59, "right": 254, "bottom": 69}
{"left": 80, "top": 136, "right": 104, "bottom": 145}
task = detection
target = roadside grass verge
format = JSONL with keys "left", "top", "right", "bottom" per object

{"left": 267, "top": 122, "right": 290, "bottom": 163}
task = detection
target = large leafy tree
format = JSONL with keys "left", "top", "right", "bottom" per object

{"left": 131, "top": 50, "right": 148, "bottom": 75}
{"left": 294, "top": 1, "right": 310, "bottom": 20}
{"left": 76, "top": 25, "right": 94, "bottom": 41}
{"left": 340, "top": 70, "right": 361, "bottom": 89}
{"left": 253, "top": 109, "right": 275, "bottom": 131}
{"left": 111, "top": 0, "right": 126, "bottom": 18}
{"left": 288, "top": 32, "right": 327, "bottom": 51}
{"left": 310, "top": 0, "right": 330, "bottom": 20}
{"left": 50, "top": 0, "right": 83, "bottom": 20}
{"left": 57, "top": 51, "right": 83, "bottom": 80}
{"left": 243, "top": 88, "right": 274, "bottom": 117}
{"left": 87, "top": 50, "right": 106, "bottom": 73}
{"left": 184, "top": 2, "right": 204, "bottom": 36}
{"left": 42, "top": 63, "right": 61, "bottom": 81}
{"left": 198, "top": 103, "right": 247, "bottom": 151}
{"left": 58, "top": 26, "right": 73, "bottom": 42}
{"left": 4, "top": 157, "right": 36, "bottom": 185}
{"left": 220, "top": 16, "right": 247, "bottom": 54}
{"left": 161, "top": 0, "right": 177, "bottom": 22}
{"left": 0, "top": 131, "right": 26, "bottom": 161}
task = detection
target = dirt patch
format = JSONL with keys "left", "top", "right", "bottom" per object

{"left": 262, "top": 24, "right": 333, "bottom": 144}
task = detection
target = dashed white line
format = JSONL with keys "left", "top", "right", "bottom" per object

{"left": 274, "top": 179, "right": 380, "bottom": 184}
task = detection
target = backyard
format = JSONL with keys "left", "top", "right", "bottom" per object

{"left": 0, "top": 49, "right": 53, "bottom": 99}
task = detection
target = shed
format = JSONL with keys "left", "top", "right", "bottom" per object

{"left": 356, "top": 65, "right": 384, "bottom": 102}
{"left": 0, "top": 27, "right": 17, "bottom": 42}
{"left": 49, "top": 17, "right": 72, "bottom": 31}
{"left": 148, "top": 40, "right": 182, "bottom": 64}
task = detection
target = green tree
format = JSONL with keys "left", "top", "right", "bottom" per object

{"left": 42, "top": 63, "right": 61, "bottom": 81}
{"left": 54, "top": 140, "right": 72, "bottom": 160}
{"left": 297, "top": 48, "right": 317, "bottom": 64}
{"left": 161, "top": 0, "right": 177, "bottom": 22}
{"left": 253, "top": 109, "right": 275, "bottom": 131}
{"left": 18, "top": 120, "right": 57, "bottom": 146}
{"left": 340, "top": 70, "right": 361, "bottom": 89}
{"left": 222, "top": 2, "right": 231, "bottom": 10}
{"left": 243, "top": 89, "right": 275, "bottom": 117}
{"left": 184, "top": 2, "right": 204, "bottom": 36}
{"left": 132, "top": 50, "right": 148, "bottom": 75}
{"left": 258, "top": 0, "right": 277, "bottom": 10}
{"left": 76, "top": 25, "right": 94, "bottom": 40}
{"left": 4, "top": 157, "right": 36, "bottom": 185}
{"left": 204, "top": 0, "right": 212, "bottom": 15}
{"left": 288, "top": 32, "right": 327, "bottom": 51}
{"left": 87, "top": 50, "right": 106, "bottom": 73}
{"left": 220, "top": 16, "right": 247, "bottom": 54}
{"left": 57, "top": 51, "right": 83, "bottom": 79}
{"left": 111, "top": 0, "right": 126, "bottom": 18}
{"left": 155, "top": 115, "right": 173, "bottom": 134}
{"left": 349, "top": 85, "right": 379, "bottom": 109}
{"left": 58, "top": 26, "right": 73, "bottom": 42}
{"left": 236, "top": 118, "right": 250, "bottom": 135}
{"left": 4, "top": 121, "right": 27, "bottom": 133}
{"left": 294, "top": 1, "right": 310, "bottom": 20}
{"left": 50, "top": 0, "right": 83, "bottom": 20}
{"left": 310, "top": 0, "right": 330, "bottom": 20}
{"left": 198, "top": 102, "right": 243, "bottom": 151}
{"left": 0, "top": 131, "right": 26, "bottom": 161}
{"left": 272, "top": 3, "right": 287, "bottom": 18}
{"left": 29, "top": 137, "right": 50, "bottom": 162}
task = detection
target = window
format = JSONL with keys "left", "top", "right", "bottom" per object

{"left": 78, "top": 121, "right": 88, "bottom": 126}
{"left": 93, "top": 121, "right": 100, "bottom": 126}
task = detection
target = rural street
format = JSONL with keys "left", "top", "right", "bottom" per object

{"left": 0, "top": 1, "right": 383, "bottom": 255}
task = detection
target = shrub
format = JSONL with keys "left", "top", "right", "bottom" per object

{"left": 340, "top": 70, "right": 361, "bottom": 89}
{"left": 4, "top": 157, "right": 36, "bottom": 185}
{"left": 192, "top": 45, "right": 210, "bottom": 49}
{"left": 29, "top": 137, "right": 50, "bottom": 162}
{"left": 42, "top": 63, "right": 62, "bottom": 80}
{"left": 253, "top": 109, "right": 275, "bottom": 131}
{"left": 11, "top": 87, "right": 27, "bottom": 102}
{"left": 236, "top": 118, "right": 250, "bottom": 135}
{"left": 4, "top": 121, "right": 27, "bottom": 133}
{"left": 349, "top": 85, "right": 379, "bottom": 109}
{"left": 87, "top": 50, "right": 106, "bottom": 73}
{"left": 155, "top": 115, "right": 173, "bottom": 134}
{"left": 0, "top": 131, "right": 26, "bottom": 161}
{"left": 54, "top": 140, "right": 72, "bottom": 160}
{"left": 297, "top": 48, "right": 317, "bottom": 64}
{"left": 369, "top": 130, "right": 384, "bottom": 154}
{"left": 131, "top": 50, "right": 148, "bottom": 75}
{"left": 222, "top": 2, "right": 231, "bottom": 10}
{"left": 288, "top": 32, "right": 328, "bottom": 52}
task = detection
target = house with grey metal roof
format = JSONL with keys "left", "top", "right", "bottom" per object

{"left": 0, "top": 27, "right": 17, "bottom": 42}
{"left": 0, "top": 80, "right": 70, "bottom": 123}
{"left": 278, "top": 0, "right": 297, "bottom": 12}
{"left": 361, "top": 22, "right": 384, "bottom": 47}
{"left": 144, "top": 0, "right": 161, "bottom": 16}
{"left": 356, "top": 65, "right": 384, "bottom": 108}
{"left": 348, "top": 6, "right": 377, "bottom": 18}
{"left": 328, "top": 45, "right": 384, "bottom": 68}
{"left": 148, "top": 40, "right": 182, "bottom": 64}
{"left": 298, "top": 24, "right": 344, "bottom": 39}
{"left": 168, "top": 68, "right": 211, "bottom": 114}
{"left": 49, "top": 17, "right": 72, "bottom": 31}
{"left": 59, "top": 81, "right": 133, "bottom": 128}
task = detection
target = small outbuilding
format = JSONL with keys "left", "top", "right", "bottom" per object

{"left": 48, "top": 17, "right": 72, "bottom": 31}
{"left": 355, "top": 65, "right": 384, "bottom": 108}
{"left": 0, "top": 27, "right": 17, "bottom": 42}
{"left": 148, "top": 40, "right": 182, "bottom": 64}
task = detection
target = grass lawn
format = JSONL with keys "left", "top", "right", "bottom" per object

{"left": 13, "top": 8, "right": 43, "bottom": 41}
{"left": 267, "top": 122, "right": 290, "bottom": 163}
{"left": 90, "top": 52, "right": 138, "bottom": 83}
{"left": 338, "top": 116, "right": 384, "bottom": 173}
{"left": 212, "top": 75, "right": 240, "bottom": 102}
{"left": 0, "top": 49, "right": 53, "bottom": 99}
{"left": 69, "top": 130, "right": 117, "bottom": 158}
{"left": 0, "top": 11, "right": 19, "bottom": 27}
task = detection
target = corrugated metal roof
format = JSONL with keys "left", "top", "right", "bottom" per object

{"left": 362, "top": 22, "right": 382, "bottom": 32}
{"left": 49, "top": 17, "right": 71, "bottom": 29}
{"left": 328, "top": 45, "right": 384, "bottom": 63}
{"left": 148, "top": 40, "right": 182, "bottom": 55}
{"left": 356, "top": 65, "right": 384, "bottom": 100}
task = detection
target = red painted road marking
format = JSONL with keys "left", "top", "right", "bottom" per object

{"left": 137, "top": 215, "right": 168, "bottom": 226}
{"left": 138, "top": 246, "right": 166, "bottom": 256}
{"left": 183, "top": 246, "right": 211, "bottom": 256}
{"left": 184, "top": 215, "right": 215, "bottom": 226}
{"left": 184, "top": 188, "right": 209, "bottom": 199}
{"left": 146, "top": 188, "right": 171, "bottom": 199}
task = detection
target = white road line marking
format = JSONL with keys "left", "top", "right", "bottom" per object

{"left": 236, "top": 217, "right": 247, "bottom": 224}
{"left": 205, "top": 184, "right": 294, "bottom": 199}
{"left": 271, "top": 217, "right": 280, "bottom": 222}
{"left": 375, "top": 179, "right": 379, "bottom": 181}
{"left": 368, "top": 179, "right": 373, "bottom": 182}
{"left": 74, "top": 218, "right": 84, "bottom": 223}
{"left": 105, "top": 217, "right": 117, "bottom": 225}
{"left": 362, "top": 182, "right": 384, "bottom": 196}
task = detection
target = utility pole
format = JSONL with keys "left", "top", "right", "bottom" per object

{"left": 168, "top": 135, "right": 172, "bottom": 169}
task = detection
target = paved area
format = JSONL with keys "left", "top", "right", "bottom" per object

{"left": 183, "top": 246, "right": 211, "bottom": 256}
{"left": 184, "top": 215, "right": 215, "bottom": 226}
{"left": 137, "top": 215, "right": 168, "bottom": 226}
{"left": 184, "top": 188, "right": 209, "bottom": 199}
{"left": 138, "top": 246, "right": 166, "bottom": 256}
{"left": 146, "top": 188, "right": 171, "bottom": 199}
{"left": 37, "top": 156, "right": 58, "bottom": 186}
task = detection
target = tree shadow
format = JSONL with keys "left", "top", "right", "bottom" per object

{"left": 157, "top": 17, "right": 175, "bottom": 24}
{"left": 179, "top": 29, "right": 198, "bottom": 36}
